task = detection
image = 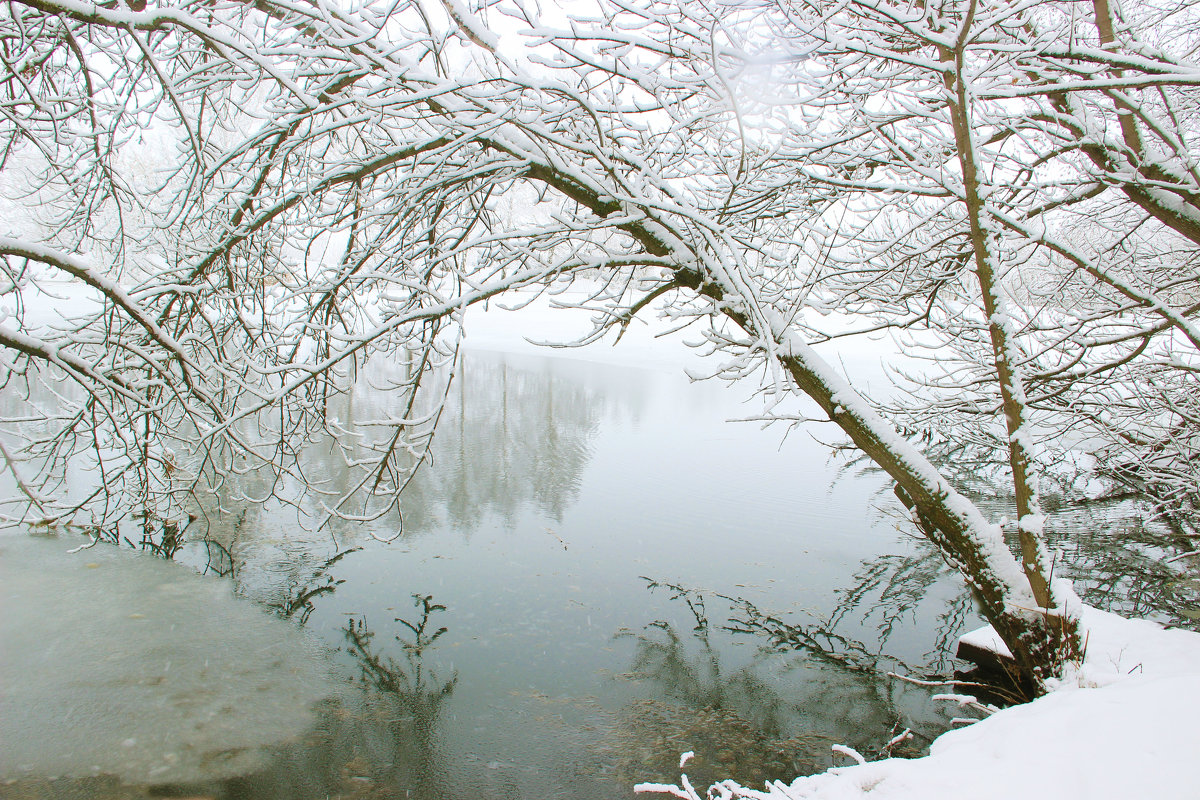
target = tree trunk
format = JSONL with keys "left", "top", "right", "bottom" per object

{"left": 673, "top": 268, "right": 1080, "bottom": 688}
{"left": 508, "top": 126, "right": 1082, "bottom": 686}
{"left": 941, "top": 15, "right": 1057, "bottom": 612}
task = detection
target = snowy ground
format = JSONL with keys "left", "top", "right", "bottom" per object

{"left": 636, "top": 605, "right": 1200, "bottom": 800}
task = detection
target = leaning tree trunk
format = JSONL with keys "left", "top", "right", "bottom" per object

{"left": 509, "top": 139, "right": 1082, "bottom": 688}
{"left": 694, "top": 280, "right": 1082, "bottom": 687}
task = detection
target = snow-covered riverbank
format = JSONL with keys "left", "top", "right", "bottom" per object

{"left": 637, "top": 605, "right": 1200, "bottom": 800}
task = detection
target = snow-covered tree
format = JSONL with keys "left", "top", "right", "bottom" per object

{"left": 749, "top": 0, "right": 1200, "bottom": 537}
{"left": 1, "top": 0, "right": 1197, "bottom": 684}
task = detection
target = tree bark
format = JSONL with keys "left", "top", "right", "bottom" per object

{"left": 674, "top": 268, "right": 1079, "bottom": 687}
{"left": 941, "top": 8, "right": 1058, "bottom": 612}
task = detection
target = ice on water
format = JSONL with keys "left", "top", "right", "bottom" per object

{"left": 0, "top": 533, "right": 338, "bottom": 785}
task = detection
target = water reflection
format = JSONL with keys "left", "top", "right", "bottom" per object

{"left": 13, "top": 352, "right": 961, "bottom": 800}
{"left": 609, "top": 578, "right": 943, "bottom": 788}
{"left": 429, "top": 353, "right": 605, "bottom": 529}
{"left": 336, "top": 597, "right": 457, "bottom": 799}
{"left": 268, "top": 547, "right": 361, "bottom": 624}
{"left": 150, "top": 597, "right": 461, "bottom": 800}
{"left": 613, "top": 600, "right": 829, "bottom": 786}
{"left": 1043, "top": 500, "right": 1200, "bottom": 627}
{"left": 823, "top": 539, "right": 976, "bottom": 674}
{"left": 9, "top": 347, "right": 1196, "bottom": 800}
{"left": 323, "top": 351, "right": 619, "bottom": 536}
{"left": 175, "top": 352, "right": 623, "bottom": 597}
{"left": 901, "top": 493, "right": 1200, "bottom": 630}
{"left": 344, "top": 595, "right": 458, "bottom": 708}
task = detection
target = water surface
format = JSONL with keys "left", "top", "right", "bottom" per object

{"left": 5, "top": 346, "right": 1185, "bottom": 800}
{"left": 182, "top": 349, "right": 967, "bottom": 797}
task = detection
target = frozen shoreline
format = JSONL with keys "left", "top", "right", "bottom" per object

{"left": 636, "top": 605, "right": 1200, "bottom": 800}
{"left": 0, "top": 534, "right": 339, "bottom": 785}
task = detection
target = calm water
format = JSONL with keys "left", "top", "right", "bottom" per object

{"left": 4, "top": 347, "right": 1189, "bottom": 799}
{"left": 192, "top": 348, "right": 967, "bottom": 798}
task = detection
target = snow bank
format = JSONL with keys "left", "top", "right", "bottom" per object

{"left": 637, "top": 606, "right": 1200, "bottom": 800}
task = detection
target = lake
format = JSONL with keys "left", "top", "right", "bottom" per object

{"left": 2, "top": 336, "right": 1187, "bottom": 800}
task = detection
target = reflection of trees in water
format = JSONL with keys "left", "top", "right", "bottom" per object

{"left": 174, "top": 498, "right": 361, "bottom": 616}
{"left": 333, "top": 595, "right": 458, "bottom": 800}
{"left": 223, "top": 596, "right": 459, "bottom": 800}
{"left": 921, "top": 495, "right": 1200, "bottom": 630}
{"left": 1041, "top": 502, "right": 1200, "bottom": 629}
{"left": 320, "top": 351, "right": 609, "bottom": 533}
{"left": 338, "top": 594, "right": 458, "bottom": 800}
{"left": 196, "top": 351, "right": 612, "bottom": 558}
{"left": 105, "top": 350, "right": 616, "bottom": 630}
{"left": 69, "top": 349, "right": 614, "bottom": 586}
{"left": 343, "top": 594, "right": 458, "bottom": 709}
{"left": 266, "top": 547, "right": 361, "bottom": 624}
{"left": 623, "top": 620, "right": 793, "bottom": 738}
{"left": 612, "top": 625, "right": 829, "bottom": 786}
{"left": 173, "top": 351, "right": 614, "bottom": 614}
{"left": 419, "top": 352, "right": 606, "bottom": 530}
{"left": 818, "top": 540, "right": 975, "bottom": 674}
{"left": 844, "top": 446, "right": 1200, "bottom": 631}
{"left": 609, "top": 580, "right": 934, "bottom": 788}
